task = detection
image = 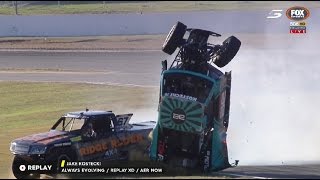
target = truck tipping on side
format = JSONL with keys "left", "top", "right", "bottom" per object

{"left": 150, "top": 21, "right": 241, "bottom": 172}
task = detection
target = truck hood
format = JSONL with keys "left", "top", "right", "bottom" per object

{"left": 13, "top": 130, "right": 74, "bottom": 146}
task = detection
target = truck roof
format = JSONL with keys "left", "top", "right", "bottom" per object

{"left": 63, "top": 110, "right": 114, "bottom": 118}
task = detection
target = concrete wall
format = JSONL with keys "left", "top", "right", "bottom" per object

{"left": 0, "top": 9, "right": 318, "bottom": 37}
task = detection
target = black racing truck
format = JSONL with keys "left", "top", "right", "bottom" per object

{"left": 10, "top": 109, "right": 156, "bottom": 179}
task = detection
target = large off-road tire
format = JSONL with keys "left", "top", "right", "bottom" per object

{"left": 162, "top": 21, "right": 187, "bottom": 55}
{"left": 12, "top": 156, "right": 32, "bottom": 179}
{"left": 214, "top": 36, "right": 241, "bottom": 68}
{"left": 44, "top": 152, "right": 73, "bottom": 179}
{"left": 55, "top": 153, "right": 72, "bottom": 173}
{"left": 46, "top": 148, "right": 75, "bottom": 175}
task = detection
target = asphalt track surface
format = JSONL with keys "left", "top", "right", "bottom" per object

{"left": 1, "top": 50, "right": 320, "bottom": 179}
{"left": 0, "top": 51, "right": 164, "bottom": 87}
{"left": 0, "top": 49, "right": 319, "bottom": 88}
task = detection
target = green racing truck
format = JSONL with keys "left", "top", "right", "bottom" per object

{"left": 150, "top": 21, "right": 241, "bottom": 172}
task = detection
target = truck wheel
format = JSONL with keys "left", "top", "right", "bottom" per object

{"left": 56, "top": 154, "right": 72, "bottom": 173}
{"left": 162, "top": 21, "right": 187, "bottom": 55}
{"left": 214, "top": 36, "right": 241, "bottom": 68}
{"left": 12, "top": 156, "right": 30, "bottom": 179}
{"left": 45, "top": 153, "right": 73, "bottom": 179}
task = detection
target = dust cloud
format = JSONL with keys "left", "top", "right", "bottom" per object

{"left": 222, "top": 26, "right": 320, "bottom": 165}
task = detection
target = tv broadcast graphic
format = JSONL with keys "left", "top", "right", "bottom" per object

{"left": 0, "top": 1, "right": 319, "bottom": 179}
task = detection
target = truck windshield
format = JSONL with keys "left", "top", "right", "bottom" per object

{"left": 162, "top": 72, "right": 213, "bottom": 103}
{"left": 55, "top": 117, "right": 86, "bottom": 132}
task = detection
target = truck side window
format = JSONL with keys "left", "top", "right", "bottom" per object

{"left": 81, "top": 120, "right": 97, "bottom": 139}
